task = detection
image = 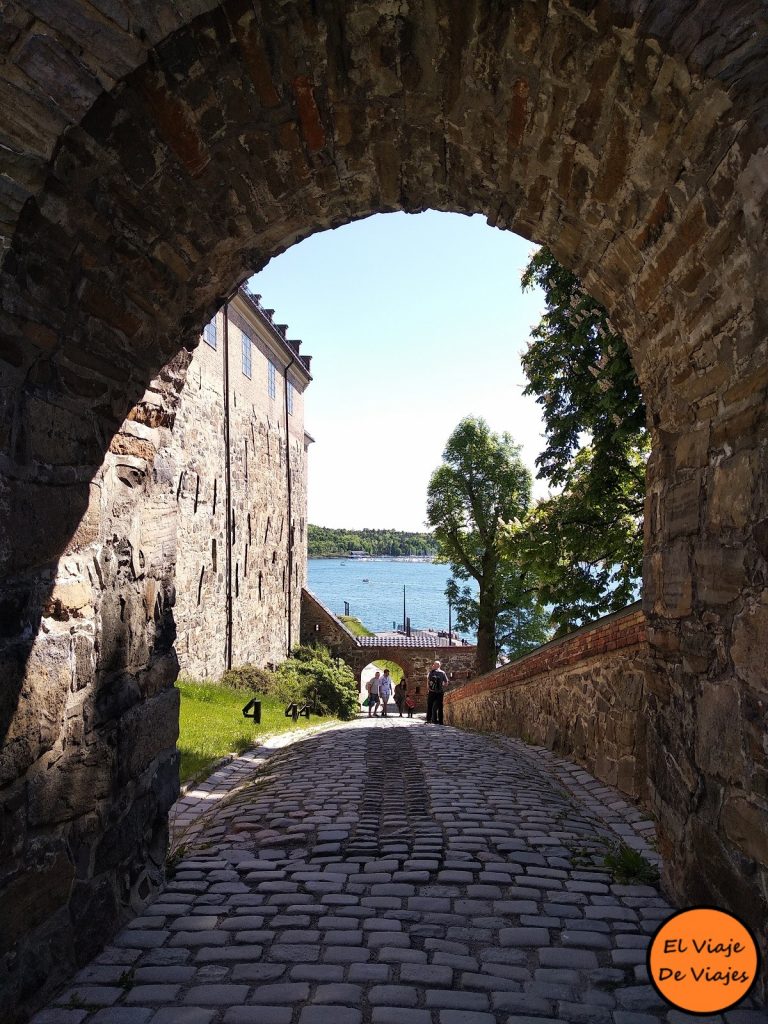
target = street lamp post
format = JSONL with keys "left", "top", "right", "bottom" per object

{"left": 448, "top": 596, "right": 452, "bottom": 646}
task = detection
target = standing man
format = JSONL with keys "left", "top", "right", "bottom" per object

{"left": 426, "top": 660, "right": 448, "bottom": 725}
{"left": 367, "top": 671, "right": 381, "bottom": 718}
{"left": 378, "top": 669, "right": 393, "bottom": 717}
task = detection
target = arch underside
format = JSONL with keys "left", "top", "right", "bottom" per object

{"left": 0, "top": 0, "right": 767, "bottom": 1016}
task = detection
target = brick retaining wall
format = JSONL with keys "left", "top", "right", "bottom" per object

{"left": 444, "top": 604, "right": 652, "bottom": 803}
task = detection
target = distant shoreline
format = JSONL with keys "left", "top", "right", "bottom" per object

{"left": 309, "top": 554, "right": 437, "bottom": 563}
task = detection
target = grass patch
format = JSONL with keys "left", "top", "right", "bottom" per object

{"left": 603, "top": 842, "right": 660, "bottom": 885}
{"left": 177, "top": 680, "right": 318, "bottom": 785}
{"left": 339, "top": 615, "right": 373, "bottom": 636}
{"left": 372, "top": 659, "right": 404, "bottom": 682}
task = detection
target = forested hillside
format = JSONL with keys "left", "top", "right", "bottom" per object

{"left": 308, "top": 525, "right": 438, "bottom": 558}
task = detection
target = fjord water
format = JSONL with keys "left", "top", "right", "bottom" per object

{"left": 308, "top": 558, "right": 477, "bottom": 639}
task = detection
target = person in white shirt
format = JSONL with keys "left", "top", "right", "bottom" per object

{"left": 367, "top": 671, "right": 381, "bottom": 717}
{"left": 378, "top": 669, "right": 393, "bottom": 717}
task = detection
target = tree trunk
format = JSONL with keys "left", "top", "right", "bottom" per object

{"left": 475, "top": 583, "right": 497, "bottom": 675}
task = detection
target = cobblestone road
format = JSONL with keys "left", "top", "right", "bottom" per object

{"left": 35, "top": 718, "right": 762, "bottom": 1024}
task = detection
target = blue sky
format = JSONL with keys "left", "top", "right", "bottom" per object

{"left": 250, "top": 210, "right": 549, "bottom": 531}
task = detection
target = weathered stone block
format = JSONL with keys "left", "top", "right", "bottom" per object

{"left": 695, "top": 682, "right": 745, "bottom": 784}
{"left": 653, "top": 541, "right": 693, "bottom": 618}
{"left": 675, "top": 428, "right": 709, "bottom": 469}
{"left": 694, "top": 546, "right": 746, "bottom": 606}
{"left": 721, "top": 795, "right": 768, "bottom": 868}
{"left": 0, "top": 851, "right": 75, "bottom": 954}
{"left": 3, "top": 480, "right": 93, "bottom": 573}
{"left": 28, "top": 741, "right": 114, "bottom": 827}
{"left": 731, "top": 597, "right": 768, "bottom": 694}
{"left": 663, "top": 477, "right": 701, "bottom": 538}
{"left": 117, "top": 687, "right": 179, "bottom": 784}
{"left": 0, "top": 638, "right": 70, "bottom": 786}
{"left": 708, "top": 452, "right": 756, "bottom": 530}
{"left": 44, "top": 580, "right": 94, "bottom": 620}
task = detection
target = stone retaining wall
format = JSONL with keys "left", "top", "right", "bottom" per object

{"left": 300, "top": 588, "right": 360, "bottom": 653}
{"left": 444, "top": 604, "right": 651, "bottom": 803}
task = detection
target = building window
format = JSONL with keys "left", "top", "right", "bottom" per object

{"left": 287, "top": 381, "right": 295, "bottom": 415}
{"left": 268, "top": 359, "right": 277, "bottom": 399}
{"left": 241, "top": 332, "right": 252, "bottom": 378}
{"left": 203, "top": 319, "right": 217, "bottom": 349}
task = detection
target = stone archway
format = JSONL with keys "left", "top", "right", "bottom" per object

{"left": 1, "top": 1, "right": 767, "bottom": 1015}
{"left": 300, "top": 588, "right": 477, "bottom": 711}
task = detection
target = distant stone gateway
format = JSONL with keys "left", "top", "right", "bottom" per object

{"left": 0, "top": 2, "right": 766, "bottom": 1017}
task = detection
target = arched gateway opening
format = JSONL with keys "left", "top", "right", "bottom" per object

{"left": 1, "top": 1, "right": 766, "bottom": 1013}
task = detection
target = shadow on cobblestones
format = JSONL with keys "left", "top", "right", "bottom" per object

{"left": 34, "top": 719, "right": 762, "bottom": 1024}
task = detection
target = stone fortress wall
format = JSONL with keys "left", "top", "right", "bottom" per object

{"left": 0, "top": 289, "right": 312, "bottom": 1021}
{"left": 445, "top": 604, "right": 651, "bottom": 803}
{"left": 172, "top": 288, "right": 312, "bottom": 680}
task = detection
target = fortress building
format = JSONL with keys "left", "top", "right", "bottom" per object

{"left": 172, "top": 287, "right": 313, "bottom": 678}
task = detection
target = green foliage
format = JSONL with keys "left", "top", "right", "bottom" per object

{"left": 445, "top": 568, "right": 551, "bottom": 664}
{"left": 220, "top": 663, "right": 279, "bottom": 694}
{"left": 339, "top": 615, "right": 373, "bottom": 637}
{"left": 276, "top": 644, "right": 359, "bottom": 720}
{"left": 520, "top": 247, "right": 646, "bottom": 487}
{"left": 513, "top": 247, "right": 648, "bottom": 631}
{"left": 503, "top": 445, "right": 647, "bottom": 633}
{"left": 372, "top": 659, "right": 403, "bottom": 682}
{"left": 603, "top": 843, "right": 660, "bottom": 885}
{"left": 308, "top": 524, "right": 438, "bottom": 558}
{"left": 176, "top": 681, "right": 316, "bottom": 785}
{"left": 427, "top": 417, "right": 546, "bottom": 673}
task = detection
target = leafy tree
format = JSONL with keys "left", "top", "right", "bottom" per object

{"left": 520, "top": 247, "right": 646, "bottom": 488}
{"left": 509, "top": 248, "right": 648, "bottom": 632}
{"left": 427, "top": 417, "right": 548, "bottom": 674}
{"left": 445, "top": 569, "right": 550, "bottom": 665}
{"left": 502, "top": 447, "right": 646, "bottom": 633}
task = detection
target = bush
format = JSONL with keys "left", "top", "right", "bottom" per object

{"left": 220, "top": 663, "right": 279, "bottom": 694}
{"left": 216, "top": 648, "right": 359, "bottom": 721}
{"left": 276, "top": 645, "right": 359, "bottom": 720}
{"left": 288, "top": 643, "right": 327, "bottom": 664}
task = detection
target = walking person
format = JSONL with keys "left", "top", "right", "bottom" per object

{"left": 404, "top": 679, "right": 416, "bottom": 718}
{"left": 378, "top": 668, "right": 393, "bottom": 717}
{"left": 367, "top": 671, "right": 381, "bottom": 718}
{"left": 393, "top": 677, "right": 406, "bottom": 717}
{"left": 426, "top": 660, "right": 448, "bottom": 725}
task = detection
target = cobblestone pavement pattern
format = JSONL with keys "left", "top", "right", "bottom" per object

{"left": 34, "top": 718, "right": 762, "bottom": 1024}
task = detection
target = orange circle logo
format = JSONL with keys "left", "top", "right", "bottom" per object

{"left": 648, "top": 907, "right": 759, "bottom": 1014}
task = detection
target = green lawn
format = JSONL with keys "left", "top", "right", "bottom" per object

{"left": 177, "top": 680, "right": 320, "bottom": 785}
{"left": 339, "top": 614, "right": 373, "bottom": 636}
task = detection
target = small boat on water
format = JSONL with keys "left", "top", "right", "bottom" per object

{"left": 362, "top": 578, "right": 370, "bottom": 583}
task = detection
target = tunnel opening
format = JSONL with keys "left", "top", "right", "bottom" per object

{"left": 0, "top": 2, "right": 766, "bottom": 1016}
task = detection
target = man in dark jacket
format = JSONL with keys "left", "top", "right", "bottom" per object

{"left": 426, "top": 660, "right": 448, "bottom": 724}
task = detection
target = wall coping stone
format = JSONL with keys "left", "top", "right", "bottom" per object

{"left": 446, "top": 601, "right": 646, "bottom": 705}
